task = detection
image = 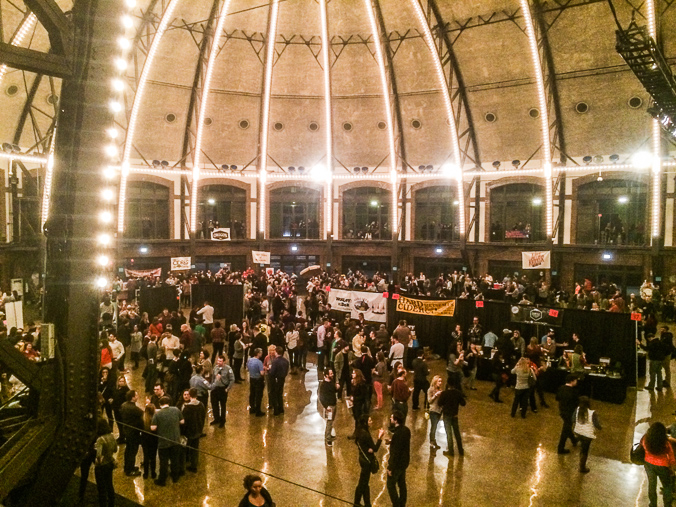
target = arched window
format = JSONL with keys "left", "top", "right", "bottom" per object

{"left": 270, "top": 186, "right": 320, "bottom": 239}
{"left": 342, "top": 186, "right": 391, "bottom": 240}
{"left": 576, "top": 179, "right": 647, "bottom": 245}
{"left": 126, "top": 181, "right": 170, "bottom": 239}
{"left": 489, "top": 183, "right": 544, "bottom": 242}
{"left": 415, "top": 185, "right": 459, "bottom": 242}
{"left": 198, "top": 185, "right": 246, "bottom": 239}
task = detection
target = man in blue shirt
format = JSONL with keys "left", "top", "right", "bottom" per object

{"left": 247, "top": 348, "right": 266, "bottom": 417}
{"left": 210, "top": 355, "right": 235, "bottom": 428}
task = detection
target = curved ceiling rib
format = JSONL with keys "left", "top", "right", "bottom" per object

{"left": 0, "top": 12, "right": 38, "bottom": 86}
{"left": 179, "top": 0, "right": 220, "bottom": 240}
{"left": 519, "top": 0, "right": 553, "bottom": 239}
{"left": 118, "top": 0, "right": 181, "bottom": 234}
{"left": 257, "top": 0, "right": 281, "bottom": 237}
{"left": 189, "top": 0, "right": 235, "bottom": 234}
{"left": 409, "top": 0, "right": 465, "bottom": 237}
{"left": 364, "top": 0, "right": 399, "bottom": 238}
{"left": 319, "top": 0, "right": 333, "bottom": 239}
{"left": 422, "top": 0, "right": 481, "bottom": 170}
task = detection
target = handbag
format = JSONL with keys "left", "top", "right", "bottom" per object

{"left": 358, "top": 442, "right": 379, "bottom": 474}
{"left": 630, "top": 442, "right": 646, "bottom": 465}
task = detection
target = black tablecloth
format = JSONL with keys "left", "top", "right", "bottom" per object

{"left": 540, "top": 367, "right": 626, "bottom": 404}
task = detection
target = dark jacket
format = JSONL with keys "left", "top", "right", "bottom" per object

{"left": 641, "top": 338, "right": 668, "bottom": 361}
{"left": 181, "top": 401, "right": 206, "bottom": 439}
{"left": 318, "top": 379, "right": 338, "bottom": 408}
{"left": 251, "top": 333, "right": 268, "bottom": 358}
{"left": 269, "top": 356, "right": 290, "bottom": 380}
{"left": 119, "top": 401, "right": 144, "bottom": 439}
{"left": 556, "top": 384, "right": 579, "bottom": 418}
{"left": 412, "top": 358, "right": 430, "bottom": 383}
{"left": 356, "top": 427, "right": 382, "bottom": 468}
{"left": 388, "top": 424, "right": 411, "bottom": 471}
{"left": 438, "top": 387, "right": 466, "bottom": 418}
{"left": 238, "top": 487, "right": 275, "bottom": 507}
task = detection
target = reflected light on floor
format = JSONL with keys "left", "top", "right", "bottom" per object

{"left": 263, "top": 429, "right": 267, "bottom": 448}
{"left": 133, "top": 480, "right": 144, "bottom": 504}
{"left": 202, "top": 496, "right": 210, "bottom": 507}
{"left": 372, "top": 444, "right": 390, "bottom": 505}
{"left": 262, "top": 462, "right": 269, "bottom": 488}
{"left": 528, "top": 443, "right": 545, "bottom": 507}
{"left": 635, "top": 474, "right": 646, "bottom": 507}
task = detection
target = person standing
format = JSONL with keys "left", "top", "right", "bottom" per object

{"left": 316, "top": 319, "right": 331, "bottom": 371}
{"left": 109, "top": 334, "right": 125, "bottom": 373}
{"left": 386, "top": 411, "right": 411, "bottom": 507}
{"left": 354, "top": 414, "right": 385, "bottom": 507}
{"left": 210, "top": 321, "right": 226, "bottom": 360}
{"left": 438, "top": 379, "right": 466, "bottom": 457}
{"left": 427, "top": 375, "right": 443, "bottom": 449}
{"left": 94, "top": 420, "right": 118, "bottom": 507}
{"left": 119, "top": 390, "right": 143, "bottom": 476}
{"left": 556, "top": 374, "right": 579, "bottom": 454}
{"left": 511, "top": 357, "right": 532, "bottom": 419}
{"left": 145, "top": 335, "right": 158, "bottom": 394}
{"left": 129, "top": 325, "right": 143, "bottom": 369}
{"left": 353, "top": 345, "right": 376, "bottom": 413}
{"left": 572, "top": 396, "right": 602, "bottom": 473}
{"left": 639, "top": 333, "right": 667, "bottom": 390}
{"left": 659, "top": 326, "right": 674, "bottom": 389}
{"left": 446, "top": 341, "right": 465, "bottom": 395}
{"left": 232, "top": 333, "right": 248, "bottom": 383}
{"left": 196, "top": 301, "right": 214, "bottom": 339}
{"left": 388, "top": 336, "right": 405, "bottom": 369}
{"left": 372, "top": 351, "right": 387, "bottom": 410}
{"left": 349, "top": 369, "right": 369, "bottom": 439}
{"left": 181, "top": 388, "right": 206, "bottom": 472}
{"left": 210, "top": 355, "right": 235, "bottom": 428}
{"left": 189, "top": 364, "right": 211, "bottom": 410}
{"left": 641, "top": 422, "right": 676, "bottom": 507}
{"left": 150, "top": 396, "right": 184, "bottom": 486}
{"left": 269, "top": 346, "right": 290, "bottom": 416}
{"left": 141, "top": 403, "right": 158, "bottom": 479}
{"left": 411, "top": 349, "right": 430, "bottom": 410}
{"left": 318, "top": 368, "right": 339, "bottom": 446}
{"left": 391, "top": 369, "right": 411, "bottom": 421}
{"left": 247, "top": 348, "right": 266, "bottom": 417}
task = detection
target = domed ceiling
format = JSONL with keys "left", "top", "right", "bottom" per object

{"left": 0, "top": 0, "right": 673, "bottom": 169}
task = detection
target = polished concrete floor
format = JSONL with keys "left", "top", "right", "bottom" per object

{"left": 106, "top": 353, "right": 665, "bottom": 507}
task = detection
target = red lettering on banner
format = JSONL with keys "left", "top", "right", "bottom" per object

{"left": 631, "top": 313, "right": 642, "bottom": 321}
{"left": 392, "top": 294, "right": 400, "bottom": 300}
{"left": 548, "top": 309, "right": 559, "bottom": 317}
{"left": 528, "top": 252, "right": 545, "bottom": 268}
{"left": 476, "top": 301, "right": 484, "bottom": 308}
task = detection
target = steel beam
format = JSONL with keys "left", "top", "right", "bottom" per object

{"left": 180, "top": 0, "right": 220, "bottom": 240}
{"left": 23, "top": 0, "right": 72, "bottom": 56}
{"left": 0, "top": 43, "right": 70, "bottom": 78}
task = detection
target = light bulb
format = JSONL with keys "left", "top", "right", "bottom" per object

{"left": 109, "top": 101, "right": 122, "bottom": 113}
{"left": 95, "top": 276, "right": 108, "bottom": 288}
{"left": 121, "top": 15, "right": 133, "bottom": 29}
{"left": 99, "top": 211, "right": 113, "bottom": 223}
{"left": 97, "top": 233, "right": 111, "bottom": 246}
{"left": 117, "top": 37, "right": 131, "bottom": 51}
{"left": 125, "top": 0, "right": 137, "bottom": 9}
{"left": 101, "top": 189, "right": 114, "bottom": 201}
{"left": 104, "top": 145, "right": 118, "bottom": 158}
{"left": 103, "top": 166, "right": 117, "bottom": 180}
{"left": 114, "top": 58, "right": 128, "bottom": 71}
{"left": 111, "top": 79, "right": 124, "bottom": 92}
{"left": 107, "top": 128, "right": 119, "bottom": 139}
{"left": 97, "top": 255, "right": 110, "bottom": 266}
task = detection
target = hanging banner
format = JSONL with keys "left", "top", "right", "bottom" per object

{"left": 170, "top": 257, "right": 191, "bottom": 271}
{"left": 252, "top": 251, "right": 271, "bottom": 265}
{"left": 522, "top": 251, "right": 551, "bottom": 269}
{"left": 395, "top": 296, "right": 456, "bottom": 317}
{"left": 124, "top": 268, "right": 162, "bottom": 278}
{"left": 328, "top": 289, "right": 387, "bottom": 322}
{"left": 211, "top": 228, "right": 231, "bottom": 241}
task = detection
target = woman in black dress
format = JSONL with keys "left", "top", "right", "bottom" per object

{"left": 354, "top": 414, "right": 384, "bottom": 507}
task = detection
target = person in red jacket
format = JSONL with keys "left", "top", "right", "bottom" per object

{"left": 641, "top": 422, "right": 676, "bottom": 507}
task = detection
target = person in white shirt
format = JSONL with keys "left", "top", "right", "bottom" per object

{"left": 388, "top": 336, "right": 405, "bottom": 368}
{"left": 161, "top": 332, "right": 180, "bottom": 361}
{"left": 109, "top": 334, "right": 125, "bottom": 371}
{"left": 197, "top": 301, "right": 215, "bottom": 338}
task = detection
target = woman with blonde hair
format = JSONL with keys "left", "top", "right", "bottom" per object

{"left": 511, "top": 357, "right": 533, "bottom": 419}
{"left": 427, "top": 375, "right": 444, "bottom": 448}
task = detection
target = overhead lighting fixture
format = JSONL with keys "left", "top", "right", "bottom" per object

{"left": 583, "top": 156, "right": 592, "bottom": 165}
{"left": 111, "top": 79, "right": 124, "bottom": 92}
{"left": 291, "top": 245, "right": 298, "bottom": 252}
{"left": 97, "top": 255, "right": 110, "bottom": 267}
{"left": 121, "top": 15, "right": 133, "bottom": 29}
{"left": 618, "top": 195, "right": 629, "bottom": 204}
{"left": 139, "top": 246, "right": 149, "bottom": 254}
{"left": 207, "top": 198, "right": 216, "bottom": 205}
{"left": 370, "top": 200, "right": 379, "bottom": 207}
{"left": 602, "top": 252, "right": 612, "bottom": 261}
{"left": 532, "top": 197, "right": 543, "bottom": 206}
{"left": 101, "top": 189, "right": 114, "bottom": 201}
{"left": 632, "top": 151, "right": 653, "bottom": 169}
{"left": 99, "top": 211, "right": 113, "bottom": 223}
{"left": 435, "top": 247, "right": 443, "bottom": 254}
{"left": 97, "top": 233, "right": 112, "bottom": 246}
{"left": 95, "top": 276, "right": 109, "bottom": 288}
{"left": 492, "top": 161, "right": 501, "bottom": 169}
